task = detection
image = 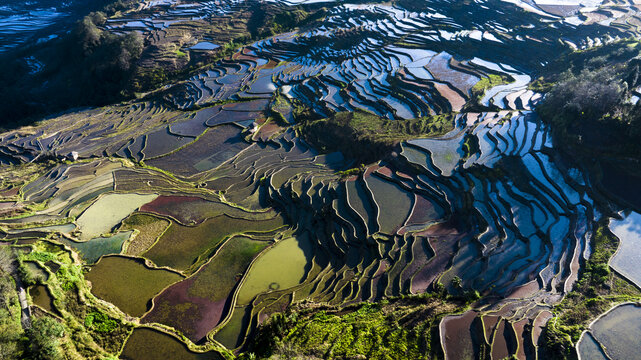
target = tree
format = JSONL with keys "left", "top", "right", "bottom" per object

{"left": 76, "top": 17, "right": 102, "bottom": 53}
{"left": 540, "top": 68, "right": 623, "bottom": 125}
{"left": 0, "top": 273, "right": 21, "bottom": 360}
{"left": 26, "top": 317, "right": 65, "bottom": 360}
{"left": 452, "top": 276, "right": 463, "bottom": 289}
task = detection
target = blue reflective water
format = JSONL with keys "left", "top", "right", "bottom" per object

{"left": 609, "top": 211, "right": 641, "bottom": 287}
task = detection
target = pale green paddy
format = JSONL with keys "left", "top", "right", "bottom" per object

{"left": 76, "top": 193, "right": 157, "bottom": 239}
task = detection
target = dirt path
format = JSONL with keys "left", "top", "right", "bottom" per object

{"left": 15, "top": 276, "right": 31, "bottom": 329}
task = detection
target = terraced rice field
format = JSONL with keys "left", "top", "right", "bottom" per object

{"left": 121, "top": 328, "right": 222, "bottom": 360}
{"left": 76, "top": 193, "right": 158, "bottom": 239}
{"left": 3, "top": 0, "right": 641, "bottom": 359}
{"left": 577, "top": 303, "right": 641, "bottom": 360}
{"left": 609, "top": 212, "right": 641, "bottom": 288}
{"left": 86, "top": 256, "right": 183, "bottom": 317}
{"left": 28, "top": 284, "right": 55, "bottom": 313}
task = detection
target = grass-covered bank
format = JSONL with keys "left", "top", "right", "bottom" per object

{"left": 244, "top": 295, "right": 467, "bottom": 360}
{"left": 540, "top": 221, "right": 641, "bottom": 359}
{"left": 297, "top": 110, "right": 454, "bottom": 164}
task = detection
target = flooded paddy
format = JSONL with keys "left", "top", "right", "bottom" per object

{"left": 60, "top": 231, "right": 133, "bottom": 264}
{"left": 0, "top": 0, "right": 95, "bottom": 51}
{"left": 365, "top": 174, "right": 413, "bottom": 234}
{"left": 609, "top": 212, "right": 641, "bottom": 287}
{"left": 1, "top": 0, "right": 640, "bottom": 358}
{"left": 139, "top": 195, "right": 266, "bottom": 225}
{"left": 236, "top": 235, "right": 313, "bottom": 305}
{"left": 76, "top": 193, "right": 158, "bottom": 239}
{"left": 578, "top": 304, "right": 641, "bottom": 360}
{"left": 213, "top": 306, "right": 251, "bottom": 350}
{"left": 147, "top": 125, "right": 249, "bottom": 177}
{"left": 143, "top": 236, "right": 269, "bottom": 341}
{"left": 29, "top": 284, "right": 55, "bottom": 313}
{"left": 121, "top": 328, "right": 222, "bottom": 360}
{"left": 142, "top": 214, "right": 286, "bottom": 272}
{"left": 86, "top": 256, "right": 183, "bottom": 317}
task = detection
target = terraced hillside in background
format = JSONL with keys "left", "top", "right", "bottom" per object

{"left": 2, "top": 0, "right": 641, "bottom": 359}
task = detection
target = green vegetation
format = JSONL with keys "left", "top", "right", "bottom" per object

{"left": 25, "top": 317, "right": 66, "bottom": 360}
{"left": 2, "top": 3, "right": 641, "bottom": 360}
{"left": 1, "top": 248, "right": 68, "bottom": 360}
{"left": 84, "top": 311, "right": 119, "bottom": 333}
{"left": 298, "top": 110, "right": 454, "bottom": 164}
{"left": 536, "top": 39, "right": 641, "bottom": 160}
{"left": 100, "top": 0, "right": 139, "bottom": 15}
{"left": 541, "top": 222, "right": 641, "bottom": 359}
{"left": 248, "top": 296, "right": 463, "bottom": 359}
{"left": 120, "top": 213, "right": 170, "bottom": 256}
{"left": 337, "top": 166, "right": 365, "bottom": 179}
{"left": 3, "top": 241, "right": 135, "bottom": 358}
{"left": 248, "top": 4, "right": 321, "bottom": 39}
{"left": 17, "top": 261, "right": 44, "bottom": 286}
{"left": 462, "top": 133, "right": 480, "bottom": 161}
{"left": 0, "top": 250, "right": 23, "bottom": 360}
{"left": 269, "top": 93, "right": 294, "bottom": 125}
{"left": 469, "top": 73, "right": 514, "bottom": 106}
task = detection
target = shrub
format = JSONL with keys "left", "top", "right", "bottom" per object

{"left": 538, "top": 68, "right": 623, "bottom": 127}
{"left": 26, "top": 317, "right": 65, "bottom": 360}
{"left": 17, "top": 261, "right": 37, "bottom": 286}
{"left": 84, "top": 312, "right": 118, "bottom": 333}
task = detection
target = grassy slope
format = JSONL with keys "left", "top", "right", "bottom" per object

{"left": 468, "top": 73, "right": 514, "bottom": 107}
{"left": 297, "top": 110, "right": 454, "bottom": 164}
{"left": 0, "top": 265, "right": 23, "bottom": 359}
{"left": 246, "top": 296, "right": 464, "bottom": 360}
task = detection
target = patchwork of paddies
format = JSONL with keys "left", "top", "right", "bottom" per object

{"left": 0, "top": 111, "right": 602, "bottom": 359}
{"left": 1, "top": 0, "right": 641, "bottom": 359}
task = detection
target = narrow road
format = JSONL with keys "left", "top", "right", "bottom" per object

{"left": 15, "top": 276, "right": 31, "bottom": 329}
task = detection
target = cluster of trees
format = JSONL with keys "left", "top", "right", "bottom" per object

{"left": 25, "top": 317, "right": 66, "bottom": 360}
{"left": 72, "top": 12, "right": 144, "bottom": 98}
{"left": 247, "top": 2, "right": 323, "bottom": 39}
{"left": 536, "top": 41, "right": 641, "bottom": 158}
{"left": 0, "top": 10, "right": 143, "bottom": 129}
{"left": 0, "top": 248, "right": 66, "bottom": 360}
{"left": 0, "top": 272, "right": 21, "bottom": 359}
{"left": 101, "top": 0, "right": 139, "bottom": 15}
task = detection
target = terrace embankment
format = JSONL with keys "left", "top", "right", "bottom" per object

{"left": 540, "top": 222, "right": 641, "bottom": 359}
